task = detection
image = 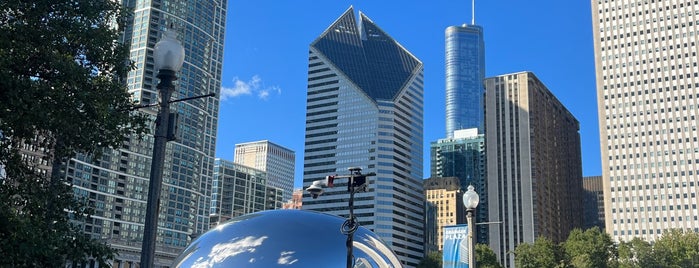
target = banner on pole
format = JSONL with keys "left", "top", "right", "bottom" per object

{"left": 442, "top": 224, "right": 469, "bottom": 268}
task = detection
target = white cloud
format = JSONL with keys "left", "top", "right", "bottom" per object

{"left": 220, "top": 75, "right": 280, "bottom": 101}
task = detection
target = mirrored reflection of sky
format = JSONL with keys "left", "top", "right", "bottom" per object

{"left": 173, "top": 210, "right": 402, "bottom": 267}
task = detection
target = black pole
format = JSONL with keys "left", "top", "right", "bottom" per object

{"left": 140, "top": 69, "right": 176, "bottom": 268}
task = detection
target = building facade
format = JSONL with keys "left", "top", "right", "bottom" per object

{"left": 423, "top": 177, "right": 465, "bottom": 252}
{"left": 484, "top": 72, "right": 583, "bottom": 267}
{"left": 583, "top": 175, "right": 605, "bottom": 231}
{"left": 591, "top": 0, "right": 699, "bottom": 242}
{"left": 233, "top": 140, "right": 296, "bottom": 201}
{"left": 210, "top": 159, "right": 283, "bottom": 227}
{"left": 429, "top": 128, "right": 488, "bottom": 244}
{"left": 445, "top": 24, "right": 485, "bottom": 137}
{"left": 63, "top": 0, "right": 227, "bottom": 266}
{"left": 301, "top": 7, "right": 425, "bottom": 267}
{"left": 282, "top": 188, "right": 303, "bottom": 209}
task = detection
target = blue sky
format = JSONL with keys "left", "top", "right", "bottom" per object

{"left": 215, "top": 0, "right": 600, "bottom": 188}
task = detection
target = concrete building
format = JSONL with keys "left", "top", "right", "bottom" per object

{"left": 423, "top": 177, "right": 465, "bottom": 252}
{"left": 591, "top": 0, "right": 699, "bottom": 242}
{"left": 445, "top": 24, "right": 486, "bottom": 136}
{"left": 301, "top": 6, "right": 425, "bottom": 267}
{"left": 210, "top": 158, "right": 283, "bottom": 227}
{"left": 282, "top": 189, "right": 303, "bottom": 209}
{"left": 484, "top": 71, "right": 584, "bottom": 267}
{"left": 63, "top": 0, "right": 227, "bottom": 266}
{"left": 583, "top": 175, "right": 605, "bottom": 231}
{"left": 234, "top": 140, "right": 295, "bottom": 201}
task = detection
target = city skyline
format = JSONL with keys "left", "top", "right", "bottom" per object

{"left": 217, "top": 0, "right": 598, "bottom": 188}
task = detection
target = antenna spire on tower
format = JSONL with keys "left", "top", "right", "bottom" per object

{"left": 471, "top": 0, "right": 475, "bottom": 25}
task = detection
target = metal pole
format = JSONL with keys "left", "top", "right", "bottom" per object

{"left": 467, "top": 208, "right": 476, "bottom": 268}
{"left": 140, "top": 69, "right": 176, "bottom": 268}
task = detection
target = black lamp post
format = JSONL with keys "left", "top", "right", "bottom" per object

{"left": 306, "top": 167, "right": 376, "bottom": 268}
{"left": 463, "top": 184, "right": 480, "bottom": 268}
{"left": 140, "top": 29, "right": 185, "bottom": 268}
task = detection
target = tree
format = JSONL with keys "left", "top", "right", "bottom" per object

{"left": 417, "top": 251, "right": 443, "bottom": 268}
{"left": 653, "top": 229, "right": 699, "bottom": 268}
{"left": 514, "top": 236, "right": 564, "bottom": 268}
{"left": 476, "top": 243, "right": 503, "bottom": 268}
{"left": 563, "top": 227, "right": 617, "bottom": 268}
{"left": 617, "top": 237, "right": 658, "bottom": 268}
{"left": 0, "top": 0, "right": 147, "bottom": 266}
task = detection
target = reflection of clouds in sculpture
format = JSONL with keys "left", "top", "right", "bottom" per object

{"left": 277, "top": 251, "right": 298, "bottom": 265}
{"left": 191, "top": 236, "right": 267, "bottom": 268}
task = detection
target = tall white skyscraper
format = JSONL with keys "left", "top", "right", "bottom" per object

{"left": 591, "top": 0, "right": 699, "bottom": 242}
{"left": 301, "top": 7, "right": 425, "bottom": 267}
{"left": 234, "top": 140, "right": 295, "bottom": 201}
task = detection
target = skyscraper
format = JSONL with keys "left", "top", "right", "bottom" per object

{"left": 234, "top": 140, "right": 296, "bottom": 201}
{"left": 445, "top": 24, "right": 485, "bottom": 137}
{"left": 423, "top": 177, "right": 465, "bottom": 252}
{"left": 582, "top": 175, "right": 605, "bottom": 231}
{"left": 210, "top": 158, "right": 283, "bottom": 228}
{"left": 591, "top": 0, "right": 699, "bottom": 242}
{"left": 63, "top": 0, "right": 226, "bottom": 266}
{"left": 484, "top": 72, "right": 583, "bottom": 267}
{"left": 301, "top": 6, "right": 425, "bottom": 267}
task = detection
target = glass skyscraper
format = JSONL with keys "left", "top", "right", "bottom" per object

{"left": 592, "top": 0, "right": 699, "bottom": 242}
{"left": 64, "top": 0, "right": 226, "bottom": 266}
{"left": 445, "top": 24, "right": 485, "bottom": 137}
{"left": 301, "top": 6, "right": 425, "bottom": 267}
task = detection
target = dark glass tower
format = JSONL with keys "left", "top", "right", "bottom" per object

{"left": 63, "top": 0, "right": 227, "bottom": 266}
{"left": 302, "top": 6, "right": 425, "bottom": 267}
{"left": 445, "top": 24, "right": 485, "bottom": 137}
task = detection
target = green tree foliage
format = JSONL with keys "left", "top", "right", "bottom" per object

{"left": 617, "top": 237, "right": 657, "bottom": 268}
{"left": 417, "top": 251, "right": 443, "bottom": 268}
{"left": 514, "top": 236, "right": 564, "bottom": 268}
{"left": 0, "top": 0, "right": 147, "bottom": 266}
{"left": 653, "top": 229, "right": 699, "bottom": 268}
{"left": 563, "top": 227, "right": 617, "bottom": 268}
{"left": 476, "top": 243, "right": 503, "bottom": 268}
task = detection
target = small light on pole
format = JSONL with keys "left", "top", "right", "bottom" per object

{"left": 463, "top": 184, "right": 479, "bottom": 268}
{"left": 140, "top": 29, "right": 185, "bottom": 268}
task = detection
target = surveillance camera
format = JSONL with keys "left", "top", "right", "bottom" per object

{"left": 307, "top": 180, "right": 325, "bottom": 199}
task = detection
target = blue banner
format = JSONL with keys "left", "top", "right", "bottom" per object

{"left": 442, "top": 224, "right": 469, "bottom": 268}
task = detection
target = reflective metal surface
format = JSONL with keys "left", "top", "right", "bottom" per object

{"left": 173, "top": 210, "right": 402, "bottom": 267}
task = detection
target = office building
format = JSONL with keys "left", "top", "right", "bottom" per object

{"left": 424, "top": 177, "right": 465, "bottom": 252}
{"left": 63, "top": 0, "right": 227, "bottom": 266}
{"left": 301, "top": 6, "right": 425, "bottom": 267}
{"left": 445, "top": 24, "right": 485, "bottom": 136}
{"left": 583, "top": 175, "right": 605, "bottom": 231}
{"left": 210, "top": 159, "right": 283, "bottom": 227}
{"left": 234, "top": 140, "right": 296, "bottom": 201}
{"left": 282, "top": 189, "right": 303, "bottom": 209}
{"left": 484, "top": 72, "right": 583, "bottom": 267}
{"left": 591, "top": 0, "right": 699, "bottom": 242}
{"left": 430, "top": 128, "right": 488, "bottom": 244}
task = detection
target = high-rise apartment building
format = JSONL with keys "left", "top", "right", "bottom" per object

{"left": 63, "top": 0, "right": 226, "bottom": 266}
{"left": 301, "top": 6, "right": 425, "bottom": 267}
{"left": 210, "top": 159, "right": 283, "bottom": 228}
{"left": 429, "top": 128, "right": 488, "bottom": 243}
{"left": 583, "top": 175, "right": 605, "bottom": 231}
{"left": 445, "top": 24, "right": 485, "bottom": 137}
{"left": 234, "top": 140, "right": 295, "bottom": 201}
{"left": 484, "top": 72, "right": 583, "bottom": 267}
{"left": 591, "top": 0, "right": 699, "bottom": 242}
{"left": 423, "top": 177, "right": 465, "bottom": 252}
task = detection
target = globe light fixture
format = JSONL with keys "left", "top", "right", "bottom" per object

{"left": 140, "top": 28, "right": 184, "bottom": 268}
{"left": 463, "top": 184, "right": 479, "bottom": 210}
{"left": 462, "top": 184, "right": 479, "bottom": 268}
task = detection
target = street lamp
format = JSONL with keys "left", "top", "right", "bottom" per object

{"left": 306, "top": 167, "right": 376, "bottom": 268}
{"left": 140, "top": 29, "right": 185, "bottom": 268}
{"left": 463, "top": 184, "right": 479, "bottom": 268}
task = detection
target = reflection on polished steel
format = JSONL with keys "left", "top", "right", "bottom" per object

{"left": 173, "top": 210, "right": 402, "bottom": 267}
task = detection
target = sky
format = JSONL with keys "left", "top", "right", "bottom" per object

{"left": 215, "top": 0, "right": 600, "bottom": 189}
